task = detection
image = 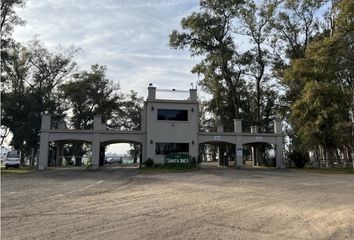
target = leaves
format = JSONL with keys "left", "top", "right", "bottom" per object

{"left": 59, "top": 64, "right": 122, "bottom": 129}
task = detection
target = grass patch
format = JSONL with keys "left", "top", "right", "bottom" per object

{"left": 1, "top": 166, "right": 33, "bottom": 176}
{"left": 301, "top": 168, "right": 354, "bottom": 174}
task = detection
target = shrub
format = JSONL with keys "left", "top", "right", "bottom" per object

{"left": 288, "top": 150, "right": 310, "bottom": 168}
{"left": 144, "top": 158, "right": 154, "bottom": 168}
{"left": 64, "top": 157, "right": 74, "bottom": 166}
{"left": 85, "top": 158, "right": 92, "bottom": 169}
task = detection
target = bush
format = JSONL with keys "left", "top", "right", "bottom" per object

{"left": 64, "top": 157, "right": 74, "bottom": 166}
{"left": 288, "top": 150, "right": 309, "bottom": 168}
{"left": 85, "top": 158, "right": 92, "bottom": 169}
{"left": 144, "top": 158, "right": 154, "bottom": 168}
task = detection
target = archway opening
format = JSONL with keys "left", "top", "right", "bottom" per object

{"left": 199, "top": 142, "right": 236, "bottom": 168}
{"left": 243, "top": 142, "right": 276, "bottom": 167}
{"left": 49, "top": 140, "right": 92, "bottom": 167}
{"left": 102, "top": 141, "right": 142, "bottom": 168}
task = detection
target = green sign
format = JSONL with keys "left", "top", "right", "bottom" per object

{"left": 165, "top": 154, "right": 190, "bottom": 165}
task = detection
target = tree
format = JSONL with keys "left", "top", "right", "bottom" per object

{"left": 291, "top": 81, "right": 349, "bottom": 166}
{"left": 285, "top": 1, "right": 353, "bottom": 165}
{"left": 1, "top": 0, "right": 27, "bottom": 148}
{"left": 170, "top": 0, "right": 245, "bottom": 130}
{"left": 271, "top": 0, "right": 326, "bottom": 104}
{"left": 238, "top": 0, "right": 278, "bottom": 126}
{"left": 1, "top": 40, "right": 77, "bottom": 159}
{"left": 109, "top": 90, "right": 143, "bottom": 131}
{"left": 0, "top": 0, "right": 26, "bottom": 39}
{"left": 331, "top": 0, "right": 354, "bottom": 163}
{"left": 59, "top": 64, "right": 121, "bottom": 129}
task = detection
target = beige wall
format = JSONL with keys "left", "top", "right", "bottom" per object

{"left": 145, "top": 100, "right": 199, "bottom": 164}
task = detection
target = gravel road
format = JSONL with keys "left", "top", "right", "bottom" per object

{"left": 1, "top": 167, "right": 354, "bottom": 240}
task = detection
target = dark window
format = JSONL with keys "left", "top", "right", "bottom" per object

{"left": 157, "top": 109, "right": 188, "bottom": 121}
{"left": 155, "top": 143, "right": 189, "bottom": 155}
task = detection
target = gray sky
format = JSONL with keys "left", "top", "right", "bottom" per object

{"left": 12, "top": 0, "right": 206, "bottom": 154}
{"left": 13, "top": 0, "right": 202, "bottom": 98}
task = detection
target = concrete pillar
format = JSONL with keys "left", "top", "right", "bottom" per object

{"left": 189, "top": 89, "right": 197, "bottom": 101}
{"left": 38, "top": 115, "right": 51, "bottom": 170}
{"left": 218, "top": 145, "right": 222, "bottom": 166}
{"left": 58, "top": 120, "right": 66, "bottom": 129}
{"left": 255, "top": 146, "right": 261, "bottom": 166}
{"left": 234, "top": 119, "right": 242, "bottom": 133}
{"left": 41, "top": 115, "right": 51, "bottom": 130}
{"left": 140, "top": 143, "right": 145, "bottom": 168}
{"left": 56, "top": 142, "right": 64, "bottom": 166}
{"left": 99, "top": 146, "right": 105, "bottom": 166}
{"left": 39, "top": 132, "right": 49, "bottom": 170}
{"left": 92, "top": 134, "right": 100, "bottom": 169}
{"left": 146, "top": 139, "right": 155, "bottom": 161}
{"left": 252, "top": 146, "right": 256, "bottom": 166}
{"left": 276, "top": 136, "right": 285, "bottom": 168}
{"left": 235, "top": 136, "right": 243, "bottom": 168}
{"left": 189, "top": 140, "right": 198, "bottom": 162}
{"left": 251, "top": 126, "right": 258, "bottom": 133}
{"left": 147, "top": 86, "right": 156, "bottom": 100}
{"left": 274, "top": 120, "right": 282, "bottom": 134}
{"left": 94, "top": 115, "right": 103, "bottom": 130}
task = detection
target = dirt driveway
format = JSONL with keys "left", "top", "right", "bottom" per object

{"left": 1, "top": 167, "right": 354, "bottom": 240}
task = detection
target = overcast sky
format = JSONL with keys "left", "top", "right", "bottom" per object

{"left": 13, "top": 0, "right": 203, "bottom": 98}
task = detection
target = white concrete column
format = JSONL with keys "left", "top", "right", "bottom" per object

{"left": 38, "top": 115, "right": 51, "bottom": 170}
{"left": 252, "top": 146, "right": 256, "bottom": 166}
{"left": 94, "top": 115, "right": 103, "bottom": 130}
{"left": 251, "top": 126, "right": 258, "bottom": 133}
{"left": 256, "top": 146, "right": 261, "bottom": 166}
{"left": 92, "top": 134, "right": 101, "bottom": 169}
{"left": 147, "top": 86, "right": 156, "bottom": 100}
{"left": 234, "top": 119, "right": 242, "bottom": 133}
{"left": 141, "top": 143, "right": 145, "bottom": 167}
{"left": 218, "top": 145, "right": 222, "bottom": 166}
{"left": 39, "top": 132, "right": 49, "bottom": 170}
{"left": 41, "top": 115, "right": 51, "bottom": 129}
{"left": 276, "top": 136, "right": 285, "bottom": 168}
{"left": 56, "top": 142, "right": 64, "bottom": 166}
{"left": 189, "top": 140, "right": 198, "bottom": 161}
{"left": 189, "top": 89, "right": 197, "bottom": 101}
{"left": 146, "top": 139, "right": 154, "bottom": 161}
{"left": 235, "top": 136, "right": 243, "bottom": 168}
{"left": 274, "top": 120, "right": 282, "bottom": 134}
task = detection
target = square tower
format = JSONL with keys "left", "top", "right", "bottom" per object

{"left": 143, "top": 86, "right": 199, "bottom": 164}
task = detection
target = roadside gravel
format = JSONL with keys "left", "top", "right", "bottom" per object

{"left": 1, "top": 167, "right": 353, "bottom": 240}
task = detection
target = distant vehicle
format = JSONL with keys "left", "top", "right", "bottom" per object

{"left": 4, "top": 150, "right": 21, "bottom": 169}
{"left": 105, "top": 157, "right": 123, "bottom": 165}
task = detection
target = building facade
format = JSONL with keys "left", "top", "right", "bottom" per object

{"left": 38, "top": 86, "right": 285, "bottom": 169}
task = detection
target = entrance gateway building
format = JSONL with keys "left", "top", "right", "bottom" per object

{"left": 38, "top": 85, "right": 285, "bottom": 169}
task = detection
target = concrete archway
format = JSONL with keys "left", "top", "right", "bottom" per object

{"left": 101, "top": 140, "right": 144, "bottom": 168}
{"left": 199, "top": 141, "right": 236, "bottom": 167}
{"left": 243, "top": 142, "right": 277, "bottom": 167}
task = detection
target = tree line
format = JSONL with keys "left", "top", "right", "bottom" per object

{"left": 169, "top": 0, "right": 353, "bottom": 167}
{"left": 1, "top": 0, "right": 143, "bottom": 162}
{"left": 1, "top": 0, "right": 353, "bottom": 167}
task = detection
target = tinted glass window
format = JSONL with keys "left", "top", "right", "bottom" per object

{"left": 157, "top": 109, "right": 188, "bottom": 121}
{"left": 155, "top": 143, "right": 189, "bottom": 155}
